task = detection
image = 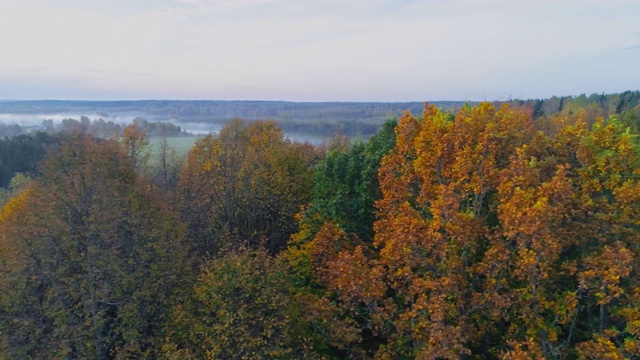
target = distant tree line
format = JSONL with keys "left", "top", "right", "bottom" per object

{"left": 508, "top": 90, "right": 640, "bottom": 130}
{"left": 0, "top": 100, "right": 463, "bottom": 121}
{"left": 0, "top": 117, "right": 186, "bottom": 192}
{"left": 0, "top": 116, "right": 187, "bottom": 139}
{"left": 0, "top": 99, "right": 470, "bottom": 138}
{"left": 3, "top": 93, "right": 638, "bottom": 140}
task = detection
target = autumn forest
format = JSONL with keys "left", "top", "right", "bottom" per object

{"left": 2, "top": 91, "right": 640, "bottom": 359}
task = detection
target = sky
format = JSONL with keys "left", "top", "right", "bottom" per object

{"left": 0, "top": 0, "right": 639, "bottom": 102}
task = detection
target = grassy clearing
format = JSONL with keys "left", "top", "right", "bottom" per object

{"left": 148, "top": 136, "right": 200, "bottom": 157}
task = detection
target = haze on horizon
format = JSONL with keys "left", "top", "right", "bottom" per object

{"left": 1, "top": 0, "right": 639, "bottom": 102}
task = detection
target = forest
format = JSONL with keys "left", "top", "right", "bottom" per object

{"left": 2, "top": 90, "right": 640, "bottom": 359}
{"left": 0, "top": 99, "right": 467, "bottom": 139}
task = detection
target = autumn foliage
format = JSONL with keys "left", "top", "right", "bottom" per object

{"left": 177, "top": 119, "right": 319, "bottom": 258}
{"left": 2, "top": 102, "right": 640, "bottom": 359}
{"left": 287, "top": 103, "right": 640, "bottom": 358}
{"left": 0, "top": 134, "right": 188, "bottom": 358}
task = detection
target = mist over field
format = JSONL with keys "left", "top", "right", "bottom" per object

{"left": 0, "top": 100, "right": 444, "bottom": 143}
{"left": 0, "top": 113, "right": 116, "bottom": 126}
{"left": 0, "top": 111, "right": 328, "bottom": 144}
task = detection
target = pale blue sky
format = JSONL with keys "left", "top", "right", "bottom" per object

{"left": 0, "top": 0, "right": 638, "bottom": 101}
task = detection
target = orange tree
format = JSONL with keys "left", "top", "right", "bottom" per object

{"left": 287, "top": 103, "right": 640, "bottom": 358}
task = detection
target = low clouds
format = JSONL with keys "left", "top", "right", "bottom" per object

{"left": 0, "top": 0, "right": 639, "bottom": 101}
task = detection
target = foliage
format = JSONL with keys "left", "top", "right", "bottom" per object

{"left": 294, "top": 119, "right": 397, "bottom": 246}
{"left": 163, "top": 248, "right": 316, "bottom": 359}
{"left": 149, "top": 136, "right": 185, "bottom": 194}
{"left": 2, "top": 97, "right": 640, "bottom": 358}
{"left": 0, "top": 134, "right": 188, "bottom": 359}
{"left": 512, "top": 90, "right": 640, "bottom": 130}
{"left": 177, "top": 119, "right": 319, "bottom": 258}
{"left": 121, "top": 123, "right": 151, "bottom": 171}
{"left": 0, "top": 132, "right": 56, "bottom": 187}
{"left": 0, "top": 173, "right": 31, "bottom": 208}
{"left": 288, "top": 102, "right": 640, "bottom": 358}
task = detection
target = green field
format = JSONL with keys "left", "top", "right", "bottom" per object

{"left": 148, "top": 136, "right": 200, "bottom": 157}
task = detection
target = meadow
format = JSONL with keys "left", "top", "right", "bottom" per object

{"left": 148, "top": 135, "right": 201, "bottom": 157}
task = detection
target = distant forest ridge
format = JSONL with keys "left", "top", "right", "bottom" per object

{"left": 0, "top": 99, "right": 469, "bottom": 138}
{"left": 0, "top": 90, "right": 638, "bottom": 137}
{"left": 0, "top": 99, "right": 462, "bottom": 121}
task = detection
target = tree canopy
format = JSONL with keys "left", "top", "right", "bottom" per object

{"left": 3, "top": 95, "right": 640, "bottom": 358}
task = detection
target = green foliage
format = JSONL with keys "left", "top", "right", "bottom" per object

{"left": 131, "top": 117, "right": 187, "bottom": 137}
{"left": 298, "top": 118, "right": 397, "bottom": 244}
{"left": 512, "top": 90, "right": 640, "bottom": 130}
{"left": 284, "top": 119, "right": 398, "bottom": 358}
{"left": 0, "top": 132, "right": 56, "bottom": 187}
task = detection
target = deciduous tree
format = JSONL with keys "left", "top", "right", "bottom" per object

{"left": 163, "top": 248, "right": 316, "bottom": 359}
{"left": 177, "top": 119, "right": 317, "bottom": 258}
{"left": 0, "top": 134, "right": 187, "bottom": 359}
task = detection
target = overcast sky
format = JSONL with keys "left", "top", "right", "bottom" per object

{"left": 0, "top": 0, "right": 639, "bottom": 101}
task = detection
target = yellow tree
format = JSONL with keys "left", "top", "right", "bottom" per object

{"left": 492, "top": 150, "right": 579, "bottom": 357}
{"left": 177, "top": 119, "right": 317, "bottom": 258}
{"left": 121, "top": 123, "right": 151, "bottom": 172}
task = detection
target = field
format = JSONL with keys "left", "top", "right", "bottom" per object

{"left": 148, "top": 135, "right": 200, "bottom": 157}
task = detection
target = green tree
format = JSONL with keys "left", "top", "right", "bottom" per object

{"left": 285, "top": 119, "right": 398, "bottom": 358}
{"left": 303, "top": 119, "right": 397, "bottom": 242}
{"left": 0, "top": 132, "right": 56, "bottom": 187}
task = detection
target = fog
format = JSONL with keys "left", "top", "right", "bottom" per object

{"left": 0, "top": 113, "right": 118, "bottom": 126}
{"left": 0, "top": 112, "right": 327, "bottom": 144}
{"left": 0, "top": 112, "right": 217, "bottom": 134}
